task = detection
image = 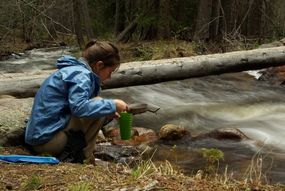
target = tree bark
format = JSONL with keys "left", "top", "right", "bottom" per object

{"left": 81, "top": 0, "right": 94, "bottom": 39}
{"left": 247, "top": 0, "right": 263, "bottom": 37}
{"left": 157, "top": 0, "right": 171, "bottom": 39}
{"left": 139, "top": 0, "right": 159, "bottom": 40}
{"left": 193, "top": 0, "right": 213, "bottom": 40}
{"left": 115, "top": 0, "right": 125, "bottom": 36}
{"left": 1, "top": 47, "right": 285, "bottom": 98}
{"left": 209, "top": 0, "right": 220, "bottom": 40}
{"left": 72, "top": 0, "right": 85, "bottom": 48}
{"left": 219, "top": 0, "right": 236, "bottom": 35}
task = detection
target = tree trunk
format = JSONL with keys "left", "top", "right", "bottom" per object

{"left": 157, "top": 0, "right": 171, "bottom": 39}
{"left": 193, "top": 0, "right": 213, "bottom": 40}
{"left": 1, "top": 47, "right": 285, "bottom": 98}
{"left": 219, "top": 0, "right": 236, "bottom": 35}
{"left": 115, "top": 0, "right": 125, "bottom": 36}
{"left": 174, "top": 0, "right": 186, "bottom": 23}
{"left": 81, "top": 0, "right": 94, "bottom": 39}
{"left": 209, "top": 0, "right": 220, "bottom": 40}
{"left": 72, "top": 0, "right": 85, "bottom": 48}
{"left": 263, "top": 0, "right": 285, "bottom": 37}
{"left": 247, "top": 0, "right": 263, "bottom": 37}
{"left": 139, "top": 0, "right": 159, "bottom": 40}
{"left": 237, "top": 0, "right": 251, "bottom": 36}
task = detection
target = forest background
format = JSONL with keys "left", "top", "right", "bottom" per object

{"left": 1, "top": 0, "right": 285, "bottom": 61}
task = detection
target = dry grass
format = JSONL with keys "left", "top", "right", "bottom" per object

{"left": 0, "top": 149, "right": 284, "bottom": 191}
{"left": 117, "top": 40, "right": 197, "bottom": 63}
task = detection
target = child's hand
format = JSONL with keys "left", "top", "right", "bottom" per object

{"left": 113, "top": 99, "right": 128, "bottom": 113}
{"left": 107, "top": 112, "right": 120, "bottom": 120}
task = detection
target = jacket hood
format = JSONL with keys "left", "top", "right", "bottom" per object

{"left": 56, "top": 55, "right": 89, "bottom": 69}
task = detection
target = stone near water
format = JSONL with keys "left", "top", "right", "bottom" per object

{"left": 94, "top": 144, "right": 141, "bottom": 164}
{"left": 159, "top": 124, "right": 190, "bottom": 141}
{"left": 259, "top": 65, "right": 285, "bottom": 85}
{"left": 193, "top": 127, "right": 249, "bottom": 141}
{"left": 0, "top": 97, "right": 33, "bottom": 146}
{"left": 132, "top": 127, "right": 158, "bottom": 143}
{"left": 258, "top": 38, "right": 285, "bottom": 85}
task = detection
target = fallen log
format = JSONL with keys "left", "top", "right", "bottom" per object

{"left": 103, "top": 46, "right": 285, "bottom": 89}
{"left": 0, "top": 46, "right": 285, "bottom": 98}
{"left": 0, "top": 72, "right": 53, "bottom": 98}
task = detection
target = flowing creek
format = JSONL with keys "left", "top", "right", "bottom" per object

{"left": 1, "top": 47, "right": 285, "bottom": 183}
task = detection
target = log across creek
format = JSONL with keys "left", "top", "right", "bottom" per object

{"left": 0, "top": 46, "right": 285, "bottom": 98}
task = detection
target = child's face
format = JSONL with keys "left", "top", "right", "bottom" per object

{"left": 95, "top": 63, "right": 119, "bottom": 81}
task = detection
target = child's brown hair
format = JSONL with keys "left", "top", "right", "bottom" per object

{"left": 82, "top": 39, "right": 120, "bottom": 67}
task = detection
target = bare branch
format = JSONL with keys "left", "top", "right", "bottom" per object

{"left": 40, "top": 19, "right": 56, "bottom": 41}
{"left": 19, "top": 0, "right": 72, "bottom": 33}
{"left": 233, "top": 0, "right": 255, "bottom": 37}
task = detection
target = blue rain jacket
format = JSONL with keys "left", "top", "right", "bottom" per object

{"left": 25, "top": 55, "right": 116, "bottom": 146}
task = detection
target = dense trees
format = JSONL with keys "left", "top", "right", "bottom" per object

{"left": 0, "top": 0, "right": 285, "bottom": 49}
{"left": 0, "top": 0, "right": 73, "bottom": 46}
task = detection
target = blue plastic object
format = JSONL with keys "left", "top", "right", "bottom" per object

{"left": 0, "top": 155, "right": 59, "bottom": 164}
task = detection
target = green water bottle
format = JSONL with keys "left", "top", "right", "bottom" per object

{"left": 119, "top": 112, "right": 133, "bottom": 140}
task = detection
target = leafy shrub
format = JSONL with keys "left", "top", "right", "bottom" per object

{"left": 201, "top": 148, "right": 224, "bottom": 174}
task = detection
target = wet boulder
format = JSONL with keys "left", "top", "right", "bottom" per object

{"left": 159, "top": 124, "right": 190, "bottom": 141}
{"left": 0, "top": 97, "right": 33, "bottom": 146}
{"left": 132, "top": 127, "right": 158, "bottom": 144}
{"left": 258, "top": 65, "right": 285, "bottom": 85}
{"left": 194, "top": 128, "right": 249, "bottom": 141}
{"left": 258, "top": 38, "right": 285, "bottom": 85}
{"left": 94, "top": 144, "right": 141, "bottom": 164}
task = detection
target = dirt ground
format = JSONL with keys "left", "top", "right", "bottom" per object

{"left": 0, "top": 147, "right": 193, "bottom": 191}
